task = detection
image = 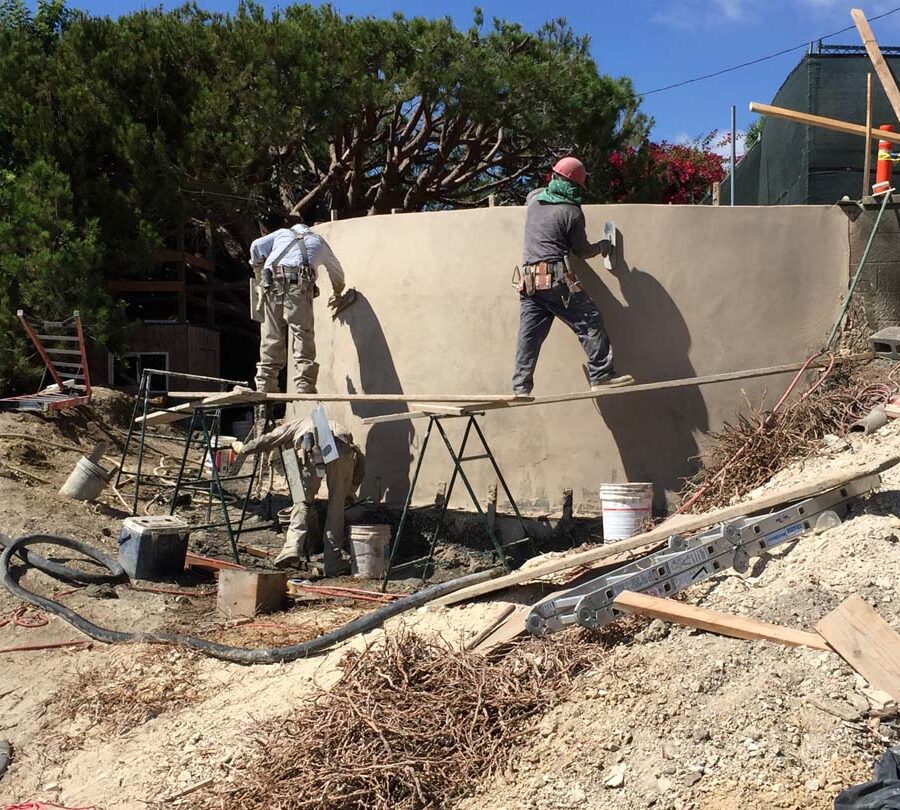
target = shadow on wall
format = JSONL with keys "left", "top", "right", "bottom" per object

{"left": 570, "top": 230, "right": 709, "bottom": 508}
{"left": 336, "top": 291, "right": 413, "bottom": 503}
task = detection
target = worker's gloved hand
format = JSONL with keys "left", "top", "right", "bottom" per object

{"left": 231, "top": 440, "right": 246, "bottom": 456}
{"left": 328, "top": 288, "right": 357, "bottom": 318}
{"left": 597, "top": 239, "right": 612, "bottom": 257}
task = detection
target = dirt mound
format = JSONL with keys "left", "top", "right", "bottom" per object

{"left": 460, "top": 423, "right": 900, "bottom": 810}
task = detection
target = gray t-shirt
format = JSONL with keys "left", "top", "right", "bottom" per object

{"left": 521, "top": 188, "right": 598, "bottom": 265}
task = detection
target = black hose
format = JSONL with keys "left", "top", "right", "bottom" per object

{"left": 0, "top": 533, "right": 499, "bottom": 664}
{"left": 0, "top": 532, "right": 126, "bottom": 585}
{"left": 0, "top": 739, "right": 10, "bottom": 781}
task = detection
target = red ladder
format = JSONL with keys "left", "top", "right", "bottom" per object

{"left": 0, "top": 311, "right": 92, "bottom": 412}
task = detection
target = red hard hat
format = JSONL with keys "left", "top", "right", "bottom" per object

{"left": 552, "top": 156, "right": 587, "bottom": 187}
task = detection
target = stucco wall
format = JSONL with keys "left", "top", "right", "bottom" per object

{"left": 295, "top": 204, "right": 849, "bottom": 515}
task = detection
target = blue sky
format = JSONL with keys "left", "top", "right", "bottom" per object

{"left": 55, "top": 0, "right": 900, "bottom": 151}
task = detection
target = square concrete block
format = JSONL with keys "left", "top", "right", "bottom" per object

{"left": 217, "top": 570, "right": 287, "bottom": 618}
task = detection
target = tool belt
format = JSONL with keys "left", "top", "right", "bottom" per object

{"left": 514, "top": 261, "right": 583, "bottom": 297}
{"left": 262, "top": 265, "right": 319, "bottom": 297}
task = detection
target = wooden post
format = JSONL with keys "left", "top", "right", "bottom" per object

{"left": 488, "top": 194, "right": 496, "bottom": 207}
{"left": 864, "top": 72, "right": 874, "bottom": 199}
{"left": 330, "top": 209, "right": 338, "bottom": 222}
{"left": 712, "top": 182, "right": 721, "bottom": 206}
{"left": 852, "top": 9, "right": 900, "bottom": 123}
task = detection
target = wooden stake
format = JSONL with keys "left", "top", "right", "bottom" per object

{"left": 852, "top": 9, "right": 900, "bottom": 124}
{"left": 864, "top": 72, "right": 874, "bottom": 199}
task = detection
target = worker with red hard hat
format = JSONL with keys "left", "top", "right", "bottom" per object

{"left": 512, "top": 155, "right": 633, "bottom": 398}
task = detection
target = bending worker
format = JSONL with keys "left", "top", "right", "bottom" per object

{"left": 512, "top": 156, "right": 633, "bottom": 398}
{"left": 233, "top": 415, "right": 365, "bottom": 574}
{"left": 249, "top": 223, "right": 350, "bottom": 395}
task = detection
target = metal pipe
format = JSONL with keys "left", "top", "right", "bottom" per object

{"left": 730, "top": 105, "right": 736, "bottom": 207}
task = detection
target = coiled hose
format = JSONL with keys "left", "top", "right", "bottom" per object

{"left": 0, "top": 533, "right": 499, "bottom": 664}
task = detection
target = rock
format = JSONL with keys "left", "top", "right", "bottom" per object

{"left": 636, "top": 619, "right": 670, "bottom": 643}
{"left": 805, "top": 778, "right": 821, "bottom": 792}
{"left": 568, "top": 786, "right": 586, "bottom": 803}
{"left": 657, "top": 777, "right": 674, "bottom": 793}
{"left": 846, "top": 692, "right": 870, "bottom": 713}
{"left": 85, "top": 583, "right": 118, "bottom": 599}
{"left": 693, "top": 728, "right": 710, "bottom": 742}
{"left": 604, "top": 764, "right": 626, "bottom": 789}
{"left": 662, "top": 764, "right": 677, "bottom": 776}
{"left": 684, "top": 772, "right": 702, "bottom": 787}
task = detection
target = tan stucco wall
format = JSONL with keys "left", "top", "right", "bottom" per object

{"left": 296, "top": 204, "right": 849, "bottom": 514}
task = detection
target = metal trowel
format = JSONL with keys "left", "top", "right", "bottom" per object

{"left": 602, "top": 221, "right": 616, "bottom": 271}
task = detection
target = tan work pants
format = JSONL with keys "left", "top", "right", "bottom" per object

{"left": 255, "top": 280, "right": 318, "bottom": 394}
{"left": 284, "top": 441, "right": 357, "bottom": 577}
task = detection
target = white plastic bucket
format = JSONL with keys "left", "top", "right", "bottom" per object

{"left": 600, "top": 483, "right": 653, "bottom": 541}
{"left": 60, "top": 455, "right": 112, "bottom": 501}
{"left": 203, "top": 436, "right": 237, "bottom": 479}
{"left": 349, "top": 525, "right": 391, "bottom": 579}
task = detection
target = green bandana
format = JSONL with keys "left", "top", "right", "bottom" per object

{"left": 537, "top": 175, "right": 582, "bottom": 205}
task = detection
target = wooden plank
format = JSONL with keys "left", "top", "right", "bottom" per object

{"left": 364, "top": 356, "right": 874, "bottom": 421}
{"left": 201, "top": 389, "right": 266, "bottom": 407}
{"left": 469, "top": 605, "right": 529, "bottom": 653}
{"left": 362, "top": 411, "right": 429, "bottom": 426}
{"left": 852, "top": 9, "right": 900, "bottom": 124}
{"left": 410, "top": 402, "right": 472, "bottom": 416}
{"left": 613, "top": 591, "right": 830, "bottom": 651}
{"left": 431, "top": 460, "right": 891, "bottom": 607}
{"left": 864, "top": 72, "right": 874, "bottom": 198}
{"left": 479, "top": 355, "right": 873, "bottom": 412}
{"left": 167, "top": 390, "right": 519, "bottom": 403}
{"left": 464, "top": 604, "right": 516, "bottom": 651}
{"left": 749, "top": 102, "right": 900, "bottom": 146}
{"left": 135, "top": 402, "right": 195, "bottom": 426}
{"left": 816, "top": 594, "right": 900, "bottom": 701}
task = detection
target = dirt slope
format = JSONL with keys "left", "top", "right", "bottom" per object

{"left": 459, "top": 422, "right": 900, "bottom": 810}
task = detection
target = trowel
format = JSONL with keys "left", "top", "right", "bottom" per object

{"left": 602, "top": 221, "right": 616, "bottom": 271}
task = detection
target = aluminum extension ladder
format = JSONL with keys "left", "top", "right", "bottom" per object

{"left": 526, "top": 474, "right": 881, "bottom": 636}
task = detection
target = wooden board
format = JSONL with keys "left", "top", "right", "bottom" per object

{"left": 431, "top": 460, "right": 892, "bottom": 607}
{"left": 468, "top": 605, "right": 529, "bottom": 653}
{"left": 135, "top": 402, "right": 194, "bottom": 426}
{"left": 167, "top": 390, "right": 519, "bottom": 403}
{"left": 464, "top": 604, "right": 516, "bottom": 651}
{"left": 750, "top": 102, "right": 900, "bottom": 146}
{"left": 852, "top": 9, "right": 900, "bottom": 124}
{"left": 816, "top": 594, "right": 900, "bottom": 701}
{"left": 614, "top": 590, "right": 830, "bottom": 651}
{"left": 364, "top": 356, "right": 874, "bottom": 422}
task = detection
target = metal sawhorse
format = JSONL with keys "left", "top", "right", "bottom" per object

{"left": 382, "top": 412, "right": 534, "bottom": 587}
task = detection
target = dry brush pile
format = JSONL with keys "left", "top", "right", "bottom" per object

{"left": 680, "top": 358, "right": 899, "bottom": 512}
{"left": 203, "top": 631, "right": 601, "bottom": 810}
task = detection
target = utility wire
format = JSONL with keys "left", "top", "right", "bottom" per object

{"left": 639, "top": 5, "right": 900, "bottom": 96}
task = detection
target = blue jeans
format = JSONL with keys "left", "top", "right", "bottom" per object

{"left": 512, "top": 286, "right": 614, "bottom": 394}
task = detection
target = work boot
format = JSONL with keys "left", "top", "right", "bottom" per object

{"left": 273, "top": 540, "right": 301, "bottom": 569}
{"left": 512, "top": 390, "right": 534, "bottom": 401}
{"left": 591, "top": 374, "right": 634, "bottom": 391}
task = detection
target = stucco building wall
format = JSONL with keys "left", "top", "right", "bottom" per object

{"left": 296, "top": 204, "right": 849, "bottom": 515}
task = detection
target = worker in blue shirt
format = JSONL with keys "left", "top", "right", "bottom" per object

{"left": 249, "top": 224, "right": 351, "bottom": 394}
